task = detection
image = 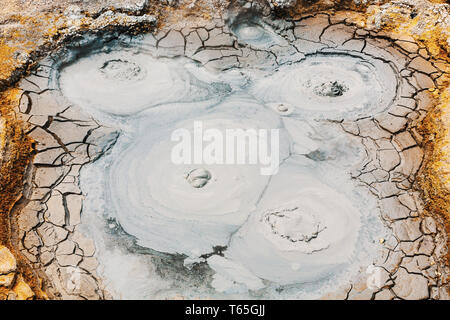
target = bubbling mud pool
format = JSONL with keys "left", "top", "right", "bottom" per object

{"left": 41, "top": 13, "right": 421, "bottom": 299}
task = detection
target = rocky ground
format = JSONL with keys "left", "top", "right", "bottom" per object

{"left": 0, "top": 0, "right": 449, "bottom": 299}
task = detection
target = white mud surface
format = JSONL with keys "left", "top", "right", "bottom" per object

{"left": 57, "top": 26, "right": 388, "bottom": 298}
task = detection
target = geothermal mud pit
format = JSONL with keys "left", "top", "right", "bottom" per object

{"left": 15, "top": 12, "right": 448, "bottom": 299}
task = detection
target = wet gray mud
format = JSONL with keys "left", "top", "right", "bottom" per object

{"left": 15, "top": 10, "right": 449, "bottom": 300}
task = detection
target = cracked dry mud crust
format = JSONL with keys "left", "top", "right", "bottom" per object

{"left": 0, "top": 0, "right": 449, "bottom": 300}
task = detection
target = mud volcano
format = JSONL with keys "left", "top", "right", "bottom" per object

{"left": 2, "top": 1, "right": 448, "bottom": 300}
